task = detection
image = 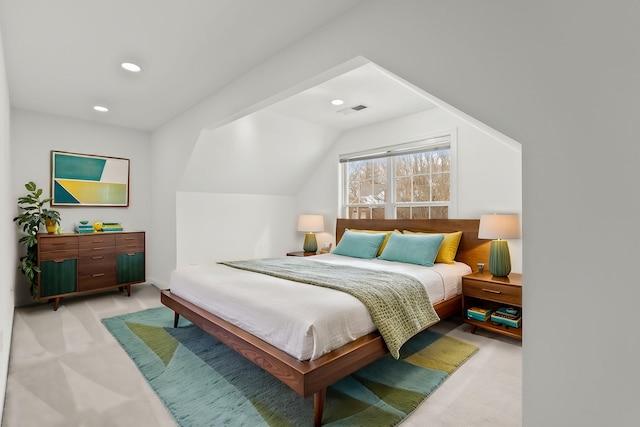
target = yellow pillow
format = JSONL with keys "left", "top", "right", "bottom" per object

{"left": 346, "top": 229, "right": 400, "bottom": 256}
{"left": 402, "top": 230, "right": 462, "bottom": 264}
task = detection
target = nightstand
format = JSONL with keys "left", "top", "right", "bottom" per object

{"left": 286, "top": 251, "right": 317, "bottom": 257}
{"left": 462, "top": 271, "right": 522, "bottom": 340}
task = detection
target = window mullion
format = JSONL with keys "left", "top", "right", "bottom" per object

{"left": 387, "top": 156, "right": 395, "bottom": 219}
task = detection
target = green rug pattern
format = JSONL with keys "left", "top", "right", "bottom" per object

{"left": 103, "top": 307, "right": 478, "bottom": 426}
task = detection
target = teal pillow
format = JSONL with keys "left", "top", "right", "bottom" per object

{"left": 332, "top": 230, "right": 387, "bottom": 259}
{"left": 378, "top": 232, "right": 445, "bottom": 266}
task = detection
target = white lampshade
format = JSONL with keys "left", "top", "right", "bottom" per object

{"left": 478, "top": 214, "right": 520, "bottom": 240}
{"left": 297, "top": 215, "right": 324, "bottom": 233}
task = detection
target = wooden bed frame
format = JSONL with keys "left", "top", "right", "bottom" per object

{"left": 160, "top": 218, "right": 490, "bottom": 426}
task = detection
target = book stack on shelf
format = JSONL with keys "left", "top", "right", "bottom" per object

{"left": 466, "top": 306, "right": 493, "bottom": 322}
{"left": 101, "top": 222, "right": 123, "bottom": 232}
{"left": 75, "top": 222, "right": 95, "bottom": 234}
{"left": 490, "top": 307, "right": 522, "bottom": 328}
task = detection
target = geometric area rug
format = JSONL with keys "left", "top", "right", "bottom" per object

{"left": 102, "top": 307, "right": 478, "bottom": 426}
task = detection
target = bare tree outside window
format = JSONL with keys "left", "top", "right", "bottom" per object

{"left": 342, "top": 140, "right": 452, "bottom": 219}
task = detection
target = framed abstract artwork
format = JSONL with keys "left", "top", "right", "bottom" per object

{"left": 51, "top": 151, "right": 130, "bottom": 207}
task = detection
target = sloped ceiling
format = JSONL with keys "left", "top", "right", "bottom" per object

{"left": 179, "top": 109, "right": 341, "bottom": 195}
{"left": 179, "top": 63, "right": 438, "bottom": 195}
{"left": 269, "top": 63, "right": 437, "bottom": 131}
{"left": 1, "top": 1, "right": 439, "bottom": 196}
{"left": 0, "top": 0, "right": 365, "bottom": 130}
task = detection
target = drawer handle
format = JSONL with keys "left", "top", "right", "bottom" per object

{"left": 482, "top": 288, "right": 502, "bottom": 294}
{"left": 53, "top": 249, "right": 68, "bottom": 253}
{"left": 127, "top": 253, "right": 136, "bottom": 256}
{"left": 92, "top": 240, "right": 105, "bottom": 243}
{"left": 92, "top": 273, "right": 105, "bottom": 277}
{"left": 53, "top": 259, "right": 65, "bottom": 263}
{"left": 124, "top": 237, "right": 135, "bottom": 240}
{"left": 91, "top": 256, "right": 104, "bottom": 260}
{"left": 52, "top": 242, "right": 68, "bottom": 246}
{"left": 92, "top": 247, "right": 107, "bottom": 250}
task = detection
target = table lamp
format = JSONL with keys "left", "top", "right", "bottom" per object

{"left": 297, "top": 214, "right": 324, "bottom": 253}
{"left": 478, "top": 214, "right": 520, "bottom": 276}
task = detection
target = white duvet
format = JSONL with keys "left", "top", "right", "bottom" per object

{"left": 169, "top": 254, "right": 471, "bottom": 361}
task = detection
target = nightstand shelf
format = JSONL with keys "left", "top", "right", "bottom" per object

{"left": 462, "top": 271, "right": 522, "bottom": 340}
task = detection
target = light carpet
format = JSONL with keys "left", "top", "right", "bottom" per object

{"left": 103, "top": 306, "right": 478, "bottom": 426}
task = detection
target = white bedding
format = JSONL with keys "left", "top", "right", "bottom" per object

{"left": 169, "top": 254, "right": 471, "bottom": 361}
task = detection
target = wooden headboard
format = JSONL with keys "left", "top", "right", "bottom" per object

{"left": 336, "top": 218, "right": 490, "bottom": 270}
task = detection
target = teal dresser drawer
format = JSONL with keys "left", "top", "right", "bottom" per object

{"left": 39, "top": 259, "right": 77, "bottom": 297}
{"left": 117, "top": 252, "right": 145, "bottom": 284}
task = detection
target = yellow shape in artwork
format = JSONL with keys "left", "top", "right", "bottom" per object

{"left": 57, "top": 179, "right": 126, "bottom": 205}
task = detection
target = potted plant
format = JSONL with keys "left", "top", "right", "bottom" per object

{"left": 13, "top": 181, "right": 61, "bottom": 299}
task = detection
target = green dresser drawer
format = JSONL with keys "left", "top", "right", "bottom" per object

{"left": 117, "top": 252, "right": 145, "bottom": 284}
{"left": 40, "top": 259, "right": 77, "bottom": 297}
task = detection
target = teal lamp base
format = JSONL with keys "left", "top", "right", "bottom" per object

{"left": 303, "top": 233, "right": 318, "bottom": 253}
{"left": 489, "top": 239, "right": 511, "bottom": 277}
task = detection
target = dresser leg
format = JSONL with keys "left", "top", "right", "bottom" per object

{"left": 52, "top": 297, "right": 61, "bottom": 311}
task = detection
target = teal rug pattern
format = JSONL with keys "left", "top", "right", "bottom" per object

{"left": 103, "top": 307, "right": 478, "bottom": 426}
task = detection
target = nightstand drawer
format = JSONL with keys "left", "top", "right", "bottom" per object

{"left": 463, "top": 279, "right": 522, "bottom": 306}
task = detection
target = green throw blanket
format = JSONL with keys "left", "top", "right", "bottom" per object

{"left": 219, "top": 257, "right": 440, "bottom": 359}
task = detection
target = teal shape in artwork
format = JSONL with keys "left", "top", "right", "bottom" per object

{"left": 53, "top": 181, "right": 80, "bottom": 204}
{"left": 54, "top": 153, "right": 106, "bottom": 181}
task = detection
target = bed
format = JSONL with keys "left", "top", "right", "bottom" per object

{"left": 161, "top": 218, "right": 490, "bottom": 426}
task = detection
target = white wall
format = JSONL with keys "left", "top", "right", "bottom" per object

{"left": 180, "top": 109, "right": 340, "bottom": 196}
{"left": 297, "top": 107, "right": 522, "bottom": 272}
{"left": 149, "top": 1, "right": 640, "bottom": 425}
{"left": 0, "top": 23, "right": 14, "bottom": 421}
{"left": 10, "top": 109, "right": 152, "bottom": 305}
{"left": 176, "top": 192, "right": 297, "bottom": 267}
{"left": 173, "top": 109, "right": 339, "bottom": 267}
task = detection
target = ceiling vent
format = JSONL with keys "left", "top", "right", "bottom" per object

{"left": 338, "top": 104, "right": 369, "bottom": 115}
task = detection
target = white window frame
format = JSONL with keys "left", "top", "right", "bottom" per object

{"left": 339, "top": 129, "right": 458, "bottom": 219}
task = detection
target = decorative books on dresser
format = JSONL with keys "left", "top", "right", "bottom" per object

{"left": 36, "top": 231, "right": 145, "bottom": 310}
{"left": 75, "top": 222, "right": 95, "bottom": 233}
{"left": 102, "top": 222, "right": 124, "bottom": 232}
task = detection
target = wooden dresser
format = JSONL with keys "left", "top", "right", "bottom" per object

{"left": 37, "top": 231, "right": 145, "bottom": 310}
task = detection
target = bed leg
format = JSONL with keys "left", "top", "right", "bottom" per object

{"left": 313, "top": 388, "right": 326, "bottom": 427}
{"left": 173, "top": 312, "right": 179, "bottom": 328}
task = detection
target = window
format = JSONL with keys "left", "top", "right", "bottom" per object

{"left": 340, "top": 132, "right": 454, "bottom": 220}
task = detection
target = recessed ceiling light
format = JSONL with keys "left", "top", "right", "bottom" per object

{"left": 121, "top": 62, "right": 141, "bottom": 73}
{"left": 331, "top": 99, "right": 344, "bottom": 106}
{"left": 93, "top": 105, "right": 109, "bottom": 112}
